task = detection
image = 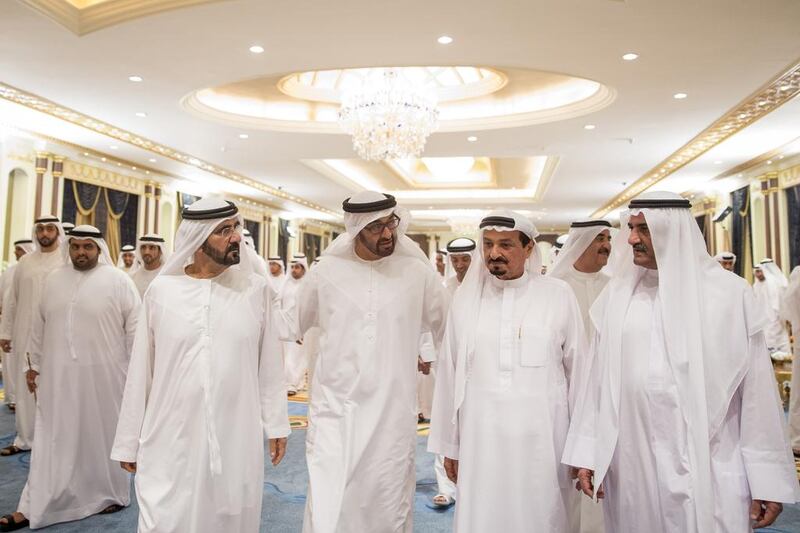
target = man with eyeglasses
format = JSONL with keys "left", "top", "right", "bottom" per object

{"left": 112, "top": 197, "right": 289, "bottom": 533}
{"left": 293, "top": 190, "right": 446, "bottom": 533}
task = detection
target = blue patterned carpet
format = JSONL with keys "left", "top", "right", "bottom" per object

{"left": 0, "top": 382, "right": 799, "bottom": 531}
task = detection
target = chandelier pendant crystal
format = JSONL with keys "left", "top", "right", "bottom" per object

{"left": 338, "top": 69, "right": 439, "bottom": 161}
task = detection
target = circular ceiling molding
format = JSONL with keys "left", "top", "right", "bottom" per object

{"left": 277, "top": 66, "right": 507, "bottom": 104}
{"left": 182, "top": 66, "right": 615, "bottom": 133}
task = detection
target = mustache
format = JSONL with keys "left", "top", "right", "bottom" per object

{"left": 488, "top": 257, "right": 508, "bottom": 264}
{"left": 632, "top": 243, "right": 648, "bottom": 253}
{"left": 226, "top": 243, "right": 240, "bottom": 254}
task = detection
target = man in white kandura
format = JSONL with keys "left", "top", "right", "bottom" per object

{"left": 549, "top": 220, "right": 613, "bottom": 340}
{"left": 0, "top": 216, "right": 67, "bottom": 456}
{"left": 294, "top": 191, "right": 446, "bottom": 533}
{"left": 714, "top": 251, "right": 736, "bottom": 272}
{"left": 429, "top": 211, "right": 587, "bottom": 533}
{"left": 781, "top": 266, "right": 800, "bottom": 457}
{"left": 417, "top": 239, "right": 476, "bottom": 427}
{"left": 547, "top": 219, "right": 612, "bottom": 533}
{"left": 111, "top": 197, "right": 290, "bottom": 533}
{"left": 753, "top": 258, "right": 791, "bottom": 353}
{"left": 426, "top": 237, "right": 475, "bottom": 510}
{"left": 281, "top": 254, "right": 309, "bottom": 395}
{"left": 435, "top": 249, "right": 447, "bottom": 277}
{"left": 116, "top": 244, "right": 135, "bottom": 274}
{"left": 0, "top": 239, "right": 34, "bottom": 410}
{"left": 565, "top": 191, "right": 799, "bottom": 532}
{"left": 0, "top": 226, "right": 140, "bottom": 531}
{"left": 60, "top": 222, "right": 75, "bottom": 235}
{"left": 268, "top": 256, "right": 287, "bottom": 293}
{"left": 129, "top": 234, "right": 169, "bottom": 297}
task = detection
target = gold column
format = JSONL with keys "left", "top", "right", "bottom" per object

{"left": 51, "top": 156, "right": 64, "bottom": 216}
{"left": 34, "top": 152, "right": 49, "bottom": 217}
{"left": 760, "top": 176, "right": 773, "bottom": 260}
{"left": 767, "top": 173, "right": 782, "bottom": 268}
{"left": 143, "top": 182, "right": 153, "bottom": 234}
{"left": 702, "top": 198, "right": 716, "bottom": 254}
{"left": 153, "top": 184, "right": 162, "bottom": 234}
{"left": 268, "top": 215, "right": 272, "bottom": 257}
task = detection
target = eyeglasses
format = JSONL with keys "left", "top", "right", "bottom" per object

{"left": 363, "top": 215, "right": 400, "bottom": 235}
{"left": 212, "top": 223, "right": 241, "bottom": 239}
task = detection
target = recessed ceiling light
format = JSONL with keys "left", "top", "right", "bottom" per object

{"left": 239, "top": 133, "right": 249, "bottom": 139}
{"left": 778, "top": 155, "right": 785, "bottom": 159}
{"left": 83, "top": 152, "right": 89, "bottom": 156}
{"left": 145, "top": 171, "right": 150, "bottom": 175}
{"left": 110, "top": 145, "right": 118, "bottom": 150}
{"left": 249, "top": 45, "right": 265, "bottom": 54}
{"left": 584, "top": 124, "right": 596, "bottom": 130}
{"left": 437, "top": 35, "right": 453, "bottom": 45}
{"left": 128, "top": 75, "right": 143, "bottom": 82}
{"left": 135, "top": 112, "right": 147, "bottom": 118}
{"left": 767, "top": 160, "right": 773, "bottom": 165}
{"left": 100, "top": 157, "right": 106, "bottom": 162}
{"left": 117, "top": 163, "right": 122, "bottom": 167}
{"left": 622, "top": 52, "right": 639, "bottom": 61}
{"left": 132, "top": 166, "right": 137, "bottom": 170}
{"left": 467, "top": 135, "right": 478, "bottom": 142}
{"left": 673, "top": 92, "right": 688, "bottom": 99}
{"left": 149, "top": 158, "right": 157, "bottom": 163}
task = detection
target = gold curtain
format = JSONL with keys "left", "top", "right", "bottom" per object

{"left": 72, "top": 181, "right": 100, "bottom": 226}
{"left": 104, "top": 188, "right": 127, "bottom": 262}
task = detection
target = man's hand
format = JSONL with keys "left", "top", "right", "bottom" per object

{"left": 26, "top": 369, "right": 38, "bottom": 393}
{"left": 575, "top": 468, "right": 604, "bottom": 499}
{"left": 417, "top": 357, "right": 431, "bottom": 375}
{"left": 120, "top": 461, "right": 137, "bottom": 473}
{"left": 269, "top": 437, "right": 288, "bottom": 466}
{"left": 0, "top": 339, "right": 10, "bottom": 353}
{"left": 444, "top": 457, "right": 459, "bottom": 484}
{"left": 751, "top": 499, "right": 783, "bottom": 528}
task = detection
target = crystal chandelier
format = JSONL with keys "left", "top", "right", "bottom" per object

{"left": 338, "top": 69, "right": 439, "bottom": 161}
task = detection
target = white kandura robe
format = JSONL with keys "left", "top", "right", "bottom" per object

{"left": 280, "top": 276, "right": 308, "bottom": 391}
{"left": 753, "top": 278, "right": 790, "bottom": 352}
{"left": 0, "top": 263, "right": 19, "bottom": 404}
{"left": 129, "top": 266, "right": 161, "bottom": 298}
{"left": 19, "top": 264, "right": 139, "bottom": 528}
{"left": 557, "top": 267, "right": 608, "bottom": 533}
{"left": 269, "top": 273, "right": 286, "bottom": 295}
{"left": 297, "top": 249, "right": 446, "bottom": 533}
{"left": 559, "top": 267, "right": 610, "bottom": 340}
{"left": 429, "top": 273, "right": 586, "bottom": 533}
{"left": 572, "top": 270, "right": 798, "bottom": 532}
{"left": 0, "top": 249, "right": 65, "bottom": 450}
{"left": 428, "top": 276, "right": 461, "bottom": 502}
{"left": 111, "top": 269, "right": 290, "bottom": 533}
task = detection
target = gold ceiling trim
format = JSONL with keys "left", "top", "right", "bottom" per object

{"left": 708, "top": 135, "right": 800, "bottom": 184}
{"left": 3, "top": 124, "right": 284, "bottom": 212}
{"left": 0, "top": 82, "right": 337, "bottom": 217}
{"left": 382, "top": 157, "right": 498, "bottom": 190}
{"left": 592, "top": 57, "right": 800, "bottom": 217}
{"left": 20, "top": 0, "right": 230, "bottom": 36}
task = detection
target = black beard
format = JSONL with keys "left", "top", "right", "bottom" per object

{"left": 201, "top": 241, "right": 240, "bottom": 265}
{"left": 359, "top": 233, "right": 395, "bottom": 257}
{"left": 38, "top": 236, "right": 54, "bottom": 247}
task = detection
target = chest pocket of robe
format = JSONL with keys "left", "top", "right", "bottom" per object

{"left": 519, "top": 327, "right": 552, "bottom": 367}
